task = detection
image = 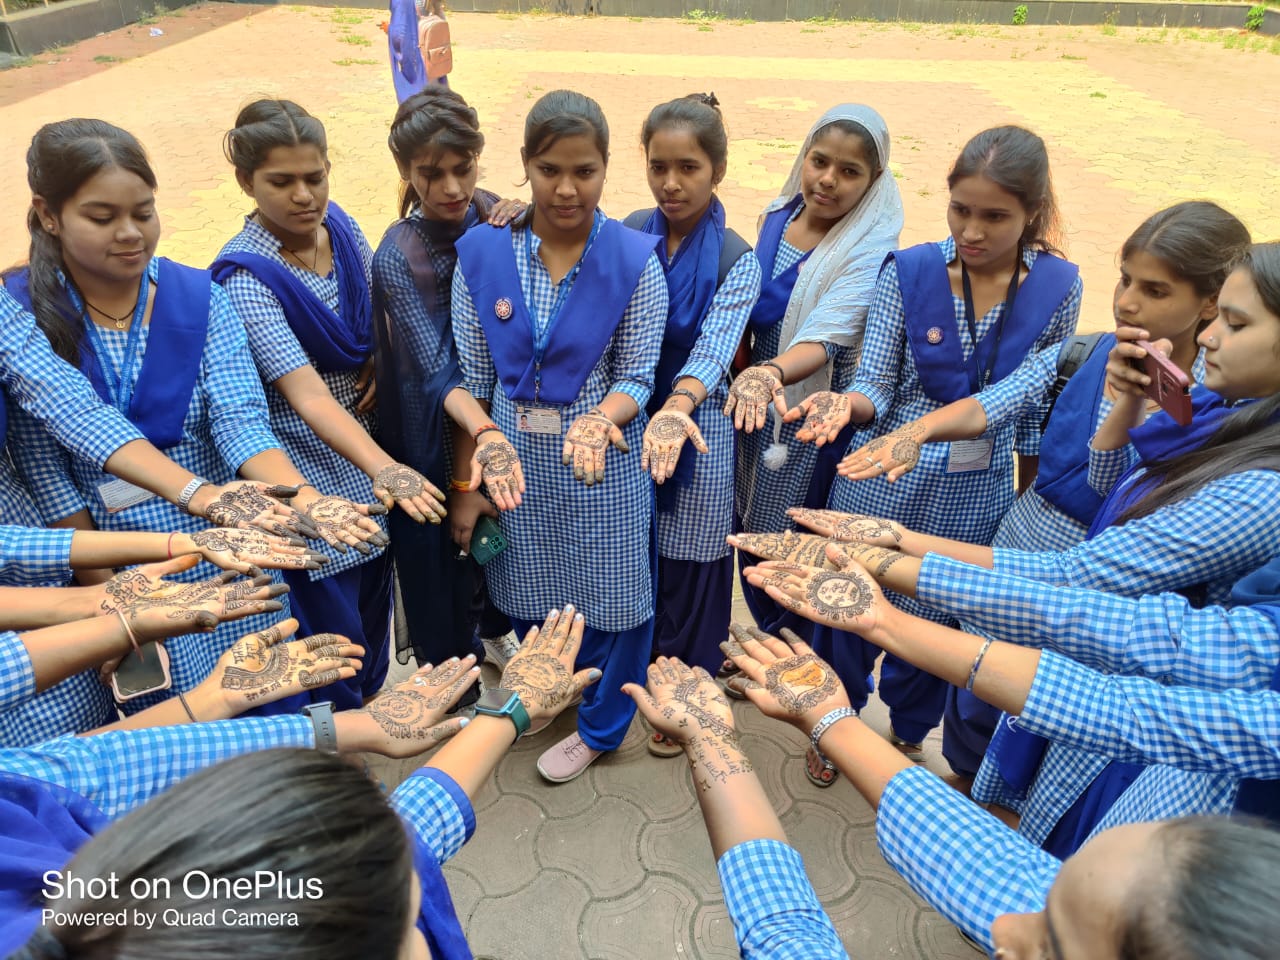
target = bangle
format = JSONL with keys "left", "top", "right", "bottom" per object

{"left": 473, "top": 423, "right": 501, "bottom": 441}
{"left": 809, "top": 706, "right": 858, "bottom": 758}
{"left": 176, "top": 477, "right": 210, "bottom": 513}
{"left": 177, "top": 690, "right": 199, "bottom": 723}
{"left": 116, "top": 610, "right": 140, "bottom": 654}
{"left": 667, "top": 387, "right": 701, "bottom": 409}
{"left": 166, "top": 532, "right": 178, "bottom": 559}
{"left": 757, "top": 361, "right": 785, "bottom": 383}
{"left": 449, "top": 479, "right": 472, "bottom": 492}
{"left": 966, "top": 638, "right": 995, "bottom": 691}
{"left": 296, "top": 482, "right": 317, "bottom": 493}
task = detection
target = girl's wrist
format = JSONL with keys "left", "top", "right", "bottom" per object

{"left": 190, "top": 681, "right": 231, "bottom": 723}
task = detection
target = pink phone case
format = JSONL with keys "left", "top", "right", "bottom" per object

{"left": 1134, "top": 340, "right": 1193, "bottom": 426}
{"left": 111, "top": 642, "right": 173, "bottom": 702}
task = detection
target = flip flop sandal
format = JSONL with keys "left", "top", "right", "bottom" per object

{"left": 888, "top": 728, "right": 927, "bottom": 764}
{"left": 805, "top": 745, "right": 839, "bottom": 788}
{"left": 716, "top": 658, "right": 739, "bottom": 679}
{"left": 646, "top": 732, "right": 684, "bottom": 758}
{"left": 956, "top": 927, "right": 987, "bottom": 954}
{"left": 723, "top": 672, "right": 752, "bottom": 701}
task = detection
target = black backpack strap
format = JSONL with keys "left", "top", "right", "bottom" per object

{"left": 623, "top": 208, "right": 653, "bottom": 231}
{"left": 1041, "top": 331, "right": 1108, "bottom": 432}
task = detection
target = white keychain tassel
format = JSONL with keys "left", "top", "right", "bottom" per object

{"left": 762, "top": 410, "right": 788, "bottom": 470}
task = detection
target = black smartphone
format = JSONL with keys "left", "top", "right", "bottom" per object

{"left": 110, "top": 642, "right": 172, "bottom": 702}
{"left": 469, "top": 516, "right": 509, "bottom": 567}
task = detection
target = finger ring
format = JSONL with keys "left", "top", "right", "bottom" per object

{"left": 874, "top": 461, "right": 883, "bottom": 469}
{"left": 865, "top": 457, "right": 874, "bottom": 465}
{"left": 413, "top": 677, "right": 427, "bottom": 686}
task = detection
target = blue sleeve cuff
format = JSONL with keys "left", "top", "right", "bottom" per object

{"left": 408, "top": 767, "right": 477, "bottom": 842}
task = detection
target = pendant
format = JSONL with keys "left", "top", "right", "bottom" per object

{"left": 115, "top": 319, "right": 128, "bottom": 330}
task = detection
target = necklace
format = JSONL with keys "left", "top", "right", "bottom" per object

{"left": 82, "top": 296, "right": 139, "bottom": 330}
{"left": 282, "top": 244, "right": 319, "bottom": 272}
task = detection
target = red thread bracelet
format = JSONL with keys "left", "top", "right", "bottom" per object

{"left": 473, "top": 423, "right": 501, "bottom": 440}
{"left": 167, "top": 532, "right": 178, "bottom": 559}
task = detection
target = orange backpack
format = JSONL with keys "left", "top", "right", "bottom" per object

{"left": 419, "top": 13, "right": 453, "bottom": 81}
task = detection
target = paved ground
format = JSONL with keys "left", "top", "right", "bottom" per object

{"left": 4, "top": 8, "right": 1280, "bottom": 957}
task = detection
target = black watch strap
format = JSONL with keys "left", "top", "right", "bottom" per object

{"left": 302, "top": 700, "right": 338, "bottom": 753}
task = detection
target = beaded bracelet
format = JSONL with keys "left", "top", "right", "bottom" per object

{"left": 966, "top": 638, "right": 995, "bottom": 691}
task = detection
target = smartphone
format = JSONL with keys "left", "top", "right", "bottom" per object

{"left": 110, "top": 642, "right": 173, "bottom": 702}
{"left": 469, "top": 515, "right": 509, "bottom": 567}
{"left": 1131, "top": 340, "right": 1193, "bottom": 426}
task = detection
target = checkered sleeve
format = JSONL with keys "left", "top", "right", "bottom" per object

{"left": 0, "top": 631, "right": 36, "bottom": 712}
{"left": 218, "top": 266, "right": 312, "bottom": 383}
{"left": 390, "top": 768, "right": 475, "bottom": 866}
{"left": 0, "top": 523, "right": 74, "bottom": 586}
{"left": 6, "top": 405, "right": 89, "bottom": 524}
{"left": 917, "top": 553, "right": 1280, "bottom": 688}
{"left": 846, "top": 259, "right": 908, "bottom": 418}
{"left": 877, "top": 766, "right": 1059, "bottom": 954}
{"left": 452, "top": 264, "right": 496, "bottom": 402}
{"left": 972, "top": 344, "right": 1056, "bottom": 435}
{"left": 1088, "top": 442, "right": 1136, "bottom": 497}
{"left": 200, "top": 284, "right": 285, "bottom": 470}
{"left": 718, "top": 839, "right": 849, "bottom": 959}
{"left": 1013, "top": 274, "right": 1082, "bottom": 457}
{"left": 676, "top": 252, "right": 761, "bottom": 393}
{"left": 1018, "top": 650, "right": 1280, "bottom": 779}
{"left": 0, "top": 289, "right": 144, "bottom": 467}
{"left": 0, "top": 716, "right": 314, "bottom": 820}
{"left": 990, "top": 471, "right": 1280, "bottom": 596}
{"left": 607, "top": 254, "right": 667, "bottom": 410}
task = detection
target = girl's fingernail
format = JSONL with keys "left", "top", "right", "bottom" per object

{"left": 458, "top": 717, "right": 470, "bottom": 727}
{"left": 588, "top": 669, "right": 602, "bottom": 680}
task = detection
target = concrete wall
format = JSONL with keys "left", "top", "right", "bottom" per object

{"left": 1, "top": 0, "right": 200, "bottom": 55}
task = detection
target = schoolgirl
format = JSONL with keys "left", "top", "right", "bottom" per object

{"left": 805, "top": 126, "right": 1082, "bottom": 778}
{"left": 213, "top": 99, "right": 437, "bottom": 710}
{"left": 729, "top": 105, "right": 903, "bottom": 640}
{"left": 372, "top": 86, "right": 521, "bottom": 682}
{"left": 624, "top": 94, "right": 762, "bottom": 756}
{"left": 832, "top": 201, "right": 1250, "bottom": 774}
{"left": 3, "top": 119, "right": 372, "bottom": 737}
{"left": 452, "top": 89, "right": 669, "bottom": 782}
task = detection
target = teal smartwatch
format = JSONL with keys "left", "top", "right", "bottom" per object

{"left": 473, "top": 688, "right": 531, "bottom": 737}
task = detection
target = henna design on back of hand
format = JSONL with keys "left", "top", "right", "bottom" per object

{"left": 374, "top": 464, "right": 428, "bottom": 500}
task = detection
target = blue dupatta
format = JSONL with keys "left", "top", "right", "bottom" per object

{"left": 4, "top": 260, "right": 209, "bottom": 450}
{"left": 0, "top": 774, "right": 107, "bottom": 953}
{"left": 892, "top": 243, "right": 1079, "bottom": 404}
{"left": 747, "top": 195, "right": 808, "bottom": 332}
{"left": 455, "top": 217, "right": 660, "bottom": 406}
{"left": 210, "top": 203, "right": 373, "bottom": 373}
{"left": 388, "top": 0, "right": 426, "bottom": 103}
{"left": 1229, "top": 556, "right": 1280, "bottom": 823}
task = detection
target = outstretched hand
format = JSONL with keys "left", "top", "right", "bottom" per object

{"left": 470, "top": 431, "right": 525, "bottom": 510}
{"left": 642, "top": 409, "right": 708, "bottom": 483}
{"left": 786, "top": 507, "right": 904, "bottom": 547}
{"left": 723, "top": 366, "right": 786, "bottom": 434}
{"left": 184, "top": 527, "right": 329, "bottom": 575}
{"left": 500, "top": 604, "right": 600, "bottom": 723}
{"left": 211, "top": 617, "right": 364, "bottom": 715}
{"left": 782, "top": 390, "right": 853, "bottom": 447}
{"left": 837, "top": 421, "right": 927, "bottom": 481}
{"left": 727, "top": 530, "right": 843, "bottom": 570}
{"left": 741, "top": 552, "right": 892, "bottom": 633}
{"left": 356, "top": 656, "right": 480, "bottom": 758}
{"left": 299, "top": 493, "right": 390, "bottom": 555}
{"left": 562, "top": 410, "right": 629, "bottom": 486}
{"left": 197, "top": 480, "right": 318, "bottom": 541}
{"left": 372, "top": 462, "right": 448, "bottom": 525}
{"left": 720, "top": 624, "right": 851, "bottom": 732}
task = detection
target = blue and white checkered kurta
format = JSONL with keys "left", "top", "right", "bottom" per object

{"left": 657, "top": 251, "right": 761, "bottom": 562}
{"left": 827, "top": 239, "right": 1082, "bottom": 623}
{"left": 0, "top": 288, "right": 144, "bottom": 468}
{"left": 453, "top": 212, "right": 668, "bottom": 631}
{"left": 717, "top": 839, "right": 848, "bottom": 958}
{"left": 735, "top": 223, "right": 842, "bottom": 537}
{"left": 0, "top": 466, "right": 74, "bottom": 588}
{"left": 215, "top": 214, "right": 387, "bottom": 579}
{"left": 5, "top": 261, "right": 288, "bottom": 738}
{"left": 877, "top": 765, "right": 1060, "bottom": 954}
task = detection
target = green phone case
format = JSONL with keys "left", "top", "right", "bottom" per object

{"left": 470, "top": 515, "right": 509, "bottom": 566}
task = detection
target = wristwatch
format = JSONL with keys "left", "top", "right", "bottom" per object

{"left": 473, "top": 688, "right": 531, "bottom": 737}
{"left": 302, "top": 700, "right": 339, "bottom": 753}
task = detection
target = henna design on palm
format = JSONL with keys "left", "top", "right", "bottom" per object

{"left": 221, "top": 644, "right": 292, "bottom": 692}
{"left": 373, "top": 464, "right": 428, "bottom": 500}
{"left": 763, "top": 654, "right": 841, "bottom": 714}
{"left": 648, "top": 413, "right": 688, "bottom": 443}
{"left": 566, "top": 412, "right": 612, "bottom": 451}
{"left": 734, "top": 531, "right": 838, "bottom": 569}
{"left": 476, "top": 439, "right": 518, "bottom": 480}
{"left": 731, "top": 367, "right": 783, "bottom": 406}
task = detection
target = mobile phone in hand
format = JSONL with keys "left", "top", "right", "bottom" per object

{"left": 469, "top": 515, "right": 509, "bottom": 567}
{"left": 110, "top": 642, "right": 173, "bottom": 702}
{"left": 1131, "top": 340, "right": 1193, "bottom": 426}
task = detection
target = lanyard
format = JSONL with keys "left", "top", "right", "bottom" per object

{"left": 961, "top": 245, "right": 1022, "bottom": 394}
{"left": 69, "top": 271, "right": 150, "bottom": 414}
{"left": 523, "top": 214, "right": 602, "bottom": 402}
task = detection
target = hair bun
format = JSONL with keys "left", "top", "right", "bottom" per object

{"left": 696, "top": 92, "right": 720, "bottom": 109}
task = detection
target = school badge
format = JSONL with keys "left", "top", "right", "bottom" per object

{"left": 926, "top": 326, "right": 944, "bottom": 345}
{"left": 494, "top": 297, "right": 513, "bottom": 320}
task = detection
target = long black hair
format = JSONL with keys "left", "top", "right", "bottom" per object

{"left": 11, "top": 118, "right": 157, "bottom": 365}
{"left": 1118, "top": 242, "right": 1280, "bottom": 525}
{"left": 223, "top": 99, "right": 328, "bottom": 183}
{"left": 17, "top": 749, "right": 414, "bottom": 959}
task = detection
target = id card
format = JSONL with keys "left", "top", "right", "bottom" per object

{"left": 515, "top": 405, "right": 563, "bottom": 435}
{"left": 946, "top": 439, "right": 994, "bottom": 474}
{"left": 97, "top": 475, "right": 157, "bottom": 514}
